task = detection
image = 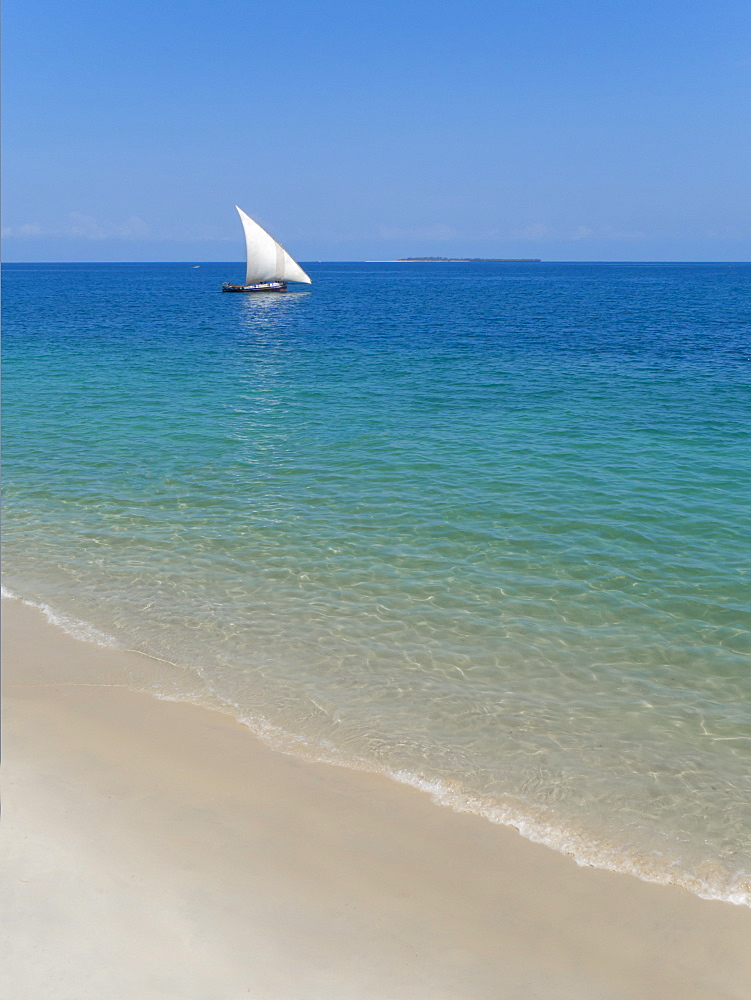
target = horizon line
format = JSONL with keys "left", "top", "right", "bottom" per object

{"left": 3, "top": 259, "right": 750, "bottom": 266}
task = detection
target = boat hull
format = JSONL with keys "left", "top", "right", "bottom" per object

{"left": 222, "top": 282, "right": 288, "bottom": 293}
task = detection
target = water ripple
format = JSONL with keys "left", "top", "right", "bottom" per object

{"left": 4, "top": 260, "right": 751, "bottom": 903}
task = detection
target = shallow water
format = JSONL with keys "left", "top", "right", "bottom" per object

{"left": 4, "top": 260, "right": 750, "bottom": 903}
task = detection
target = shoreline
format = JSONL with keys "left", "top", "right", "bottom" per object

{"left": 6, "top": 588, "right": 749, "bottom": 908}
{"left": 4, "top": 597, "right": 751, "bottom": 998}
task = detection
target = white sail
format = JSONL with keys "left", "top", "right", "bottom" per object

{"left": 236, "top": 206, "right": 312, "bottom": 285}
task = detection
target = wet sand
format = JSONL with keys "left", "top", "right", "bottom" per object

{"left": 3, "top": 596, "right": 750, "bottom": 999}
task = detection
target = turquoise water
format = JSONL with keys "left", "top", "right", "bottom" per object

{"left": 4, "top": 260, "right": 750, "bottom": 903}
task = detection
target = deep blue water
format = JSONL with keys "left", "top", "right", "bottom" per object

{"left": 3, "top": 260, "right": 751, "bottom": 902}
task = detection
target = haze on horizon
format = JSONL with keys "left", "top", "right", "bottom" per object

{"left": 3, "top": 0, "right": 749, "bottom": 263}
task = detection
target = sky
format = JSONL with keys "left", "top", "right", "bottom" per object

{"left": 3, "top": 0, "right": 750, "bottom": 262}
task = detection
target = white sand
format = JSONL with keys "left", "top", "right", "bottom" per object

{"left": 3, "top": 596, "right": 751, "bottom": 999}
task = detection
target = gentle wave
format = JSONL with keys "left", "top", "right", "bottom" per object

{"left": 2, "top": 586, "right": 120, "bottom": 649}
{"left": 230, "top": 697, "right": 751, "bottom": 907}
{"left": 4, "top": 586, "right": 749, "bottom": 908}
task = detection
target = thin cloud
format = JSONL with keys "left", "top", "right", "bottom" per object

{"left": 511, "top": 223, "right": 650, "bottom": 243}
{"left": 377, "top": 223, "right": 458, "bottom": 241}
{"left": 2, "top": 214, "right": 234, "bottom": 243}
{"left": 2, "top": 223, "right": 46, "bottom": 237}
{"left": 510, "top": 223, "right": 556, "bottom": 241}
{"left": 69, "top": 213, "right": 150, "bottom": 240}
{"left": 4, "top": 213, "right": 150, "bottom": 240}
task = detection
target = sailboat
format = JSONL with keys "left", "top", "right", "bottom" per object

{"left": 222, "top": 206, "right": 312, "bottom": 293}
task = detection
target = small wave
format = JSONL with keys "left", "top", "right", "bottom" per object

{"left": 4, "top": 584, "right": 749, "bottom": 909}
{"left": 222, "top": 700, "right": 751, "bottom": 909}
{"left": 1, "top": 586, "right": 120, "bottom": 649}
{"left": 381, "top": 770, "right": 751, "bottom": 908}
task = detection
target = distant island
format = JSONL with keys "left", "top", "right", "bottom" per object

{"left": 397, "top": 257, "right": 542, "bottom": 262}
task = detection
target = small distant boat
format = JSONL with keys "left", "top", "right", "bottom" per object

{"left": 222, "top": 206, "right": 312, "bottom": 293}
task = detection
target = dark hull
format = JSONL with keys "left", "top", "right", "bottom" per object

{"left": 222, "top": 282, "right": 287, "bottom": 293}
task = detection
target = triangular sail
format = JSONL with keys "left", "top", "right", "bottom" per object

{"left": 236, "top": 206, "right": 312, "bottom": 285}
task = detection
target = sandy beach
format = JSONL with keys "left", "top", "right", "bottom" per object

{"left": 3, "top": 595, "right": 751, "bottom": 1000}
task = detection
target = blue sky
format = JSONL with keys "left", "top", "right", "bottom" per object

{"left": 3, "top": 0, "right": 749, "bottom": 261}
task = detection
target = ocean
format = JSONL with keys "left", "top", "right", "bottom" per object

{"left": 3, "top": 260, "right": 750, "bottom": 904}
